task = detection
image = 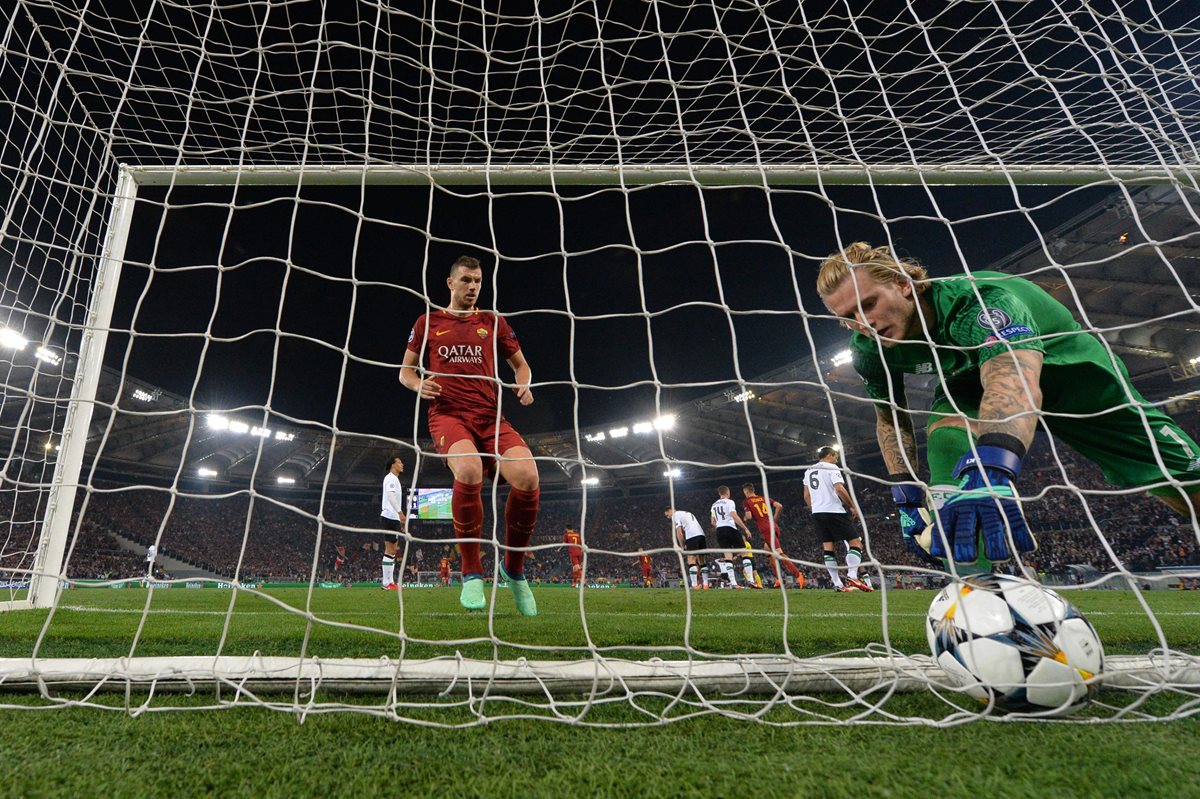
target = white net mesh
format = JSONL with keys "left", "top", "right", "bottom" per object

{"left": 1, "top": 1, "right": 1199, "bottom": 723}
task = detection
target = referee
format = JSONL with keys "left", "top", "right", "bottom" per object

{"left": 804, "top": 446, "right": 872, "bottom": 592}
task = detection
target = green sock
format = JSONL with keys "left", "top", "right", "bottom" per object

{"left": 927, "top": 424, "right": 970, "bottom": 487}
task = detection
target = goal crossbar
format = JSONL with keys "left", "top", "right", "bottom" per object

{"left": 125, "top": 164, "right": 1200, "bottom": 188}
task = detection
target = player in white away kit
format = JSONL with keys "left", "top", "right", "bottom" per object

{"left": 804, "top": 447, "right": 872, "bottom": 592}
{"left": 710, "top": 486, "right": 756, "bottom": 588}
{"left": 379, "top": 455, "right": 407, "bottom": 590}
{"left": 665, "top": 507, "right": 710, "bottom": 589}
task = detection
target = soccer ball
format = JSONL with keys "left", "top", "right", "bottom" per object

{"left": 926, "top": 574, "right": 1104, "bottom": 715}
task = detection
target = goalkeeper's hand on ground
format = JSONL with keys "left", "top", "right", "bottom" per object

{"left": 890, "top": 484, "right": 944, "bottom": 569}
{"left": 935, "top": 434, "right": 1038, "bottom": 563}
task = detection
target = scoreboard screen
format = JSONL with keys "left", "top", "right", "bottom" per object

{"left": 409, "top": 488, "right": 453, "bottom": 521}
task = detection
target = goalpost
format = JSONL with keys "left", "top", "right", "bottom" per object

{"left": 2, "top": 1, "right": 1199, "bottom": 720}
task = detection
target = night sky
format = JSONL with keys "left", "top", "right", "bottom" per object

{"left": 108, "top": 181, "right": 1115, "bottom": 441}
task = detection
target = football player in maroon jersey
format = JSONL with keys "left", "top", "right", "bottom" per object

{"left": 400, "top": 256, "right": 539, "bottom": 615}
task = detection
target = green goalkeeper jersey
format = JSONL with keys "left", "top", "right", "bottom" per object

{"left": 849, "top": 271, "right": 1200, "bottom": 492}
{"left": 850, "top": 270, "right": 1109, "bottom": 405}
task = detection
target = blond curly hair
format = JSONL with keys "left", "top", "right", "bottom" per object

{"left": 817, "top": 242, "right": 928, "bottom": 297}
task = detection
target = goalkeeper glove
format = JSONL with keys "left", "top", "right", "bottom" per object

{"left": 891, "top": 484, "right": 944, "bottom": 569}
{"left": 935, "top": 434, "right": 1038, "bottom": 563}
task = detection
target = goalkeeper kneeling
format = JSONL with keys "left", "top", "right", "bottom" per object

{"left": 817, "top": 242, "right": 1200, "bottom": 567}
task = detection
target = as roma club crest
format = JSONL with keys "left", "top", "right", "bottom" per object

{"left": 476, "top": 327, "right": 490, "bottom": 340}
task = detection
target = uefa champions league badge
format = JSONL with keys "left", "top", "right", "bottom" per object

{"left": 976, "top": 307, "right": 1012, "bottom": 330}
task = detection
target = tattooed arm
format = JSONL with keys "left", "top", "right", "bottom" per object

{"left": 976, "top": 348, "right": 1044, "bottom": 450}
{"left": 875, "top": 404, "right": 920, "bottom": 477}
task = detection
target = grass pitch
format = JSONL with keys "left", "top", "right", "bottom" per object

{"left": 0, "top": 586, "right": 1197, "bottom": 798}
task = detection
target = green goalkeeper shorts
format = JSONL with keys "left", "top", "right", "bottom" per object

{"left": 929, "top": 359, "right": 1200, "bottom": 497}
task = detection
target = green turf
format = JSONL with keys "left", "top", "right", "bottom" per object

{"left": 2, "top": 584, "right": 1197, "bottom": 661}
{"left": 0, "top": 692, "right": 1196, "bottom": 799}
{"left": 0, "top": 587, "right": 1196, "bottom": 798}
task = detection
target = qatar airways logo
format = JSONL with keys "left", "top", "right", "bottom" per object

{"left": 438, "top": 343, "right": 484, "bottom": 364}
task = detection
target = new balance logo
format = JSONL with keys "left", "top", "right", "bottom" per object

{"left": 914, "top": 363, "right": 934, "bottom": 374}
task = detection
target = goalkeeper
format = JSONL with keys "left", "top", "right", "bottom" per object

{"left": 818, "top": 242, "right": 1200, "bottom": 565}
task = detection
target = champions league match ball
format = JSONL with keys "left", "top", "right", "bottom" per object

{"left": 926, "top": 574, "right": 1104, "bottom": 716}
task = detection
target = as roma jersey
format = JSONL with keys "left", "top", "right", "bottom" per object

{"left": 406, "top": 310, "right": 521, "bottom": 416}
{"left": 564, "top": 530, "right": 582, "bottom": 557}
{"left": 742, "top": 494, "right": 777, "bottom": 533}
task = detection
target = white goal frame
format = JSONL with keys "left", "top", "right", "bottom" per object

{"left": 11, "top": 168, "right": 138, "bottom": 612}
{"left": 9, "top": 162, "right": 1200, "bottom": 697}
{"left": 1, "top": 653, "right": 1196, "bottom": 698}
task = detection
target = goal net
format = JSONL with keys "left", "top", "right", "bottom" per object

{"left": 1, "top": 1, "right": 1198, "bottom": 724}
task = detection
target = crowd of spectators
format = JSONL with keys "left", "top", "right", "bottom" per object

{"left": 1, "top": 417, "right": 1197, "bottom": 586}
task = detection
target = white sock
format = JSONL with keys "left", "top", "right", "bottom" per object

{"left": 718, "top": 560, "right": 735, "bottom": 586}
{"left": 382, "top": 556, "right": 395, "bottom": 585}
{"left": 824, "top": 553, "right": 842, "bottom": 588}
{"left": 742, "top": 559, "right": 754, "bottom": 584}
{"left": 701, "top": 566, "right": 711, "bottom": 587}
{"left": 846, "top": 547, "right": 862, "bottom": 580}
{"left": 688, "top": 565, "right": 698, "bottom": 588}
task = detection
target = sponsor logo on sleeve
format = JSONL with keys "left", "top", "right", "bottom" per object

{"left": 983, "top": 324, "right": 1035, "bottom": 347}
{"left": 407, "top": 328, "right": 415, "bottom": 344}
{"left": 976, "top": 308, "right": 1012, "bottom": 330}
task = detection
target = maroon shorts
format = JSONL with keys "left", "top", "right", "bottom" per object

{"left": 429, "top": 410, "right": 528, "bottom": 471}
{"left": 757, "top": 525, "right": 783, "bottom": 551}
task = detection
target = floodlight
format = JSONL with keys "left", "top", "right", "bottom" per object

{"left": 276, "top": 476, "right": 295, "bottom": 485}
{"left": 1190, "top": 355, "right": 1200, "bottom": 366}
{"left": 34, "top": 346, "right": 61, "bottom": 366}
{"left": 0, "top": 327, "right": 28, "bottom": 351}
{"left": 831, "top": 349, "right": 853, "bottom": 367}
{"left": 609, "top": 427, "right": 628, "bottom": 438}
{"left": 131, "top": 388, "right": 156, "bottom": 403}
{"left": 663, "top": 468, "right": 681, "bottom": 478}
{"left": 197, "top": 467, "right": 218, "bottom": 478}
{"left": 580, "top": 477, "right": 600, "bottom": 486}
{"left": 584, "top": 432, "right": 605, "bottom": 442}
{"left": 228, "top": 420, "right": 249, "bottom": 434}
{"left": 632, "top": 421, "right": 653, "bottom": 434}
{"left": 250, "top": 426, "right": 272, "bottom": 438}
{"left": 206, "top": 414, "right": 229, "bottom": 430}
{"left": 731, "top": 390, "right": 755, "bottom": 403}
{"left": 653, "top": 415, "right": 675, "bottom": 430}
{"left": 274, "top": 430, "right": 295, "bottom": 441}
